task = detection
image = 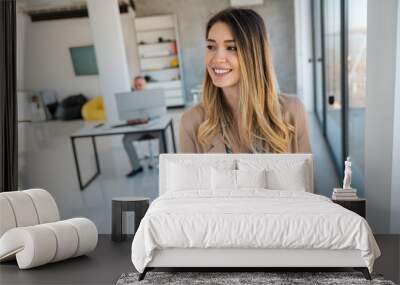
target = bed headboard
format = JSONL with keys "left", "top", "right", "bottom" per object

{"left": 159, "top": 153, "right": 314, "bottom": 195}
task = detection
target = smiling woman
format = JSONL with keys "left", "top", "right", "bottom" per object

{"left": 205, "top": 22, "right": 240, "bottom": 91}
{"left": 179, "top": 8, "right": 311, "bottom": 154}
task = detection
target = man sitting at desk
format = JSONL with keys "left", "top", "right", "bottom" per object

{"left": 123, "top": 75, "right": 156, "bottom": 177}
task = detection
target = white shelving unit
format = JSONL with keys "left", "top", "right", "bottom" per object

{"left": 134, "top": 15, "right": 185, "bottom": 107}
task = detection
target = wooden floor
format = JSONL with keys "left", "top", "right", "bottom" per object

{"left": 0, "top": 235, "right": 398, "bottom": 285}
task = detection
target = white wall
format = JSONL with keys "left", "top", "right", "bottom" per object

{"left": 294, "top": 0, "right": 314, "bottom": 111}
{"left": 365, "top": 0, "right": 399, "bottom": 234}
{"left": 390, "top": 0, "right": 400, "bottom": 233}
{"left": 23, "top": 12, "right": 139, "bottom": 100}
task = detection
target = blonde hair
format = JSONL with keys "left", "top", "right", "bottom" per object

{"left": 198, "top": 8, "right": 294, "bottom": 153}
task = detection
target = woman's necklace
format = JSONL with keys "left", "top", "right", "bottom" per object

{"left": 224, "top": 142, "right": 233, "bottom": 154}
{"left": 220, "top": 125, "right": 233, "bottom": 154}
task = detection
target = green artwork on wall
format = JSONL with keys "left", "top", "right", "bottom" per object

{"left": 69, "top": 45, "right": 99, "bottom": 76}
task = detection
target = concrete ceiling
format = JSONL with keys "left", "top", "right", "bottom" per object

{"left": 17, "top": 0, "right": 86, "bottom": 8}
{"left": 16, "top": 0, "right": 87, "bottom": 13}
{"left": 17, "top": 0, "right": 129, "bottom": 13}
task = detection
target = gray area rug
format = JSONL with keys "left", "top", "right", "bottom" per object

{"left": 116, "top": 271, "right": 396, "bottom": 285}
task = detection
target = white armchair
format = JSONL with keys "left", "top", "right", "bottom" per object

{"left": 0, "top": 189, "right": 98, "bottom": 269}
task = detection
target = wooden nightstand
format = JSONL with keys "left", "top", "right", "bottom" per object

{"left": 332, "top": 198, "right": 366, "bottom": 218}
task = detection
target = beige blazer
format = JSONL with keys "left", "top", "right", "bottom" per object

{"left": 179, "top": 94, "right": 312, "bottom": 153}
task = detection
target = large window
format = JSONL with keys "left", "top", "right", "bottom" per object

{"left": 311, "top": 0, "right": 367, "bottom": 196}
{"left": 347, "top": 0, "right": 367, "bottom": 196}
{"left": 312, "top": 0, "right": 325, "bottom": 126}
{"left": 324, "top": 0, "right": 343, "bottom": 172}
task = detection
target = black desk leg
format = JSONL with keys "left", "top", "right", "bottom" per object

{"left": 170, "top": 120, "right": 176, "bottom": 153}
{"left": 161, "top": 130, "right": 167, "bottom": 153}
{"left": 92, "top": 137, "right": 101, "bottom": 174}
{"left": 70, "top": 136, "right": 101, "bottom": 191}
{"left": 71, "top": 137, "right": 83, "bottom": 189}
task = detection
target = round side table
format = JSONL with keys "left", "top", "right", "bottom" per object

{"left": 111, "top": 196, "right": 149, "bottom": 242}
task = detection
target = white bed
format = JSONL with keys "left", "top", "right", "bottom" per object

{"left": 131, "top": 154, "right": 380, "bottom": 280}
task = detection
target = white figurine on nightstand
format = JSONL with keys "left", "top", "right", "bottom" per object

{"left": 332, "top": 157, "right": 358, "bottom": 200}
{"left": 343, "top": 156, "right": 352, "bottom": 189}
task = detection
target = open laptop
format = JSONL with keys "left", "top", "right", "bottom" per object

{"left": 110, "top": 89, "right": 167, "bottom": 128}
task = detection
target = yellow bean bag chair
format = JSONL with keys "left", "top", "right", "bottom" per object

{"left": 81, "top": 96, "right": 106, "bottom": 121}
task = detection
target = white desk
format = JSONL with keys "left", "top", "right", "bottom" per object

{"left": 70, "top": 115, "right": 176, "bottom": 190}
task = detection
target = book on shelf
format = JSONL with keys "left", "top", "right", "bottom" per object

{"left": 333, "top": 192, "right": 357, "bottom": 197}
{"left": 333, "top": 188, "right": 357, "bottom": 193}
{"left": 332, "top": 193, "right": 358, "bottom": 196}
{"left": 332, "top": 187, "right": 359, "bottom": 200}
{"left": 138, "top": 40, "right": 176, "bottom": 46}
{"left": 142, "top": 67, "right": 179, "bottom": 72}
{"left": 332, "top": 193, "right": 358, "bottom": 200}
{"left": 332, "top": 195, "right": 359, "bottom": 200}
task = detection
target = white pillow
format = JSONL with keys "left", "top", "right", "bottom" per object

{"left": 238, "top": 159, "right": 310, "bottom": 191}
{"left": 211, "top": 168, "right": 236, "bottom": 190}
{"left": 266, "top": 167, "right": 307, "bottom": 191}
{"left": 211, "top": 169, "right": 267, "bottom": 190}
{"left": 236, "top": 169, "right": 267, "bottom": 188}
{"left": 167, "top": 160, "right": 236, "bottom": 192}
{"left": 167, "top": 162, "right": 210, "bottom": 191}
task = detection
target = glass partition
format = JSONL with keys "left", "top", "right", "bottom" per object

{"left": 311, "top": 0, "right": 368, "bottom": 193}
{"left": 324, "top": 0, "right": 343, "bottom": 173}
{"left": 347, "top": 0, "right": 367, "bottom": 196}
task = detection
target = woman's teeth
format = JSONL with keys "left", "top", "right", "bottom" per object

{"left": 213, "top": 68, "right": 231, "bottom": 75}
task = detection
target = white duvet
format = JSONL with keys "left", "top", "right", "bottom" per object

{"left": 131, "top": 190, "right": 380, "bottom": 273}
